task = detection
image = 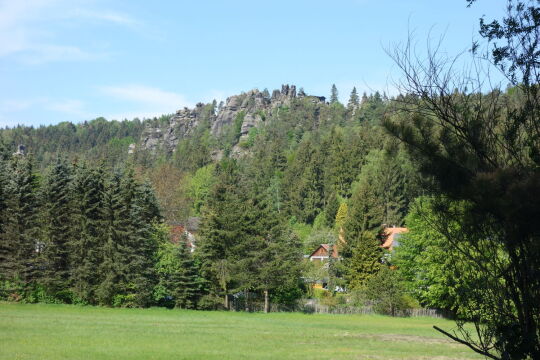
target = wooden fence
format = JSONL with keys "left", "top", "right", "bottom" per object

{"left": 228, "top": 295, "right": 449, "bottom": 318}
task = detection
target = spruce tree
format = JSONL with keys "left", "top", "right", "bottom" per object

{"left": 70, "top": 163, "right": 105, "bottom": 304}
{"left": 173, "top": 233, "right": 199, "bottom": 309}
{"left": 347, "top": 87, "right": 359, "bottom": 109}
{"left": 96, "top": 171, "right": 130, "bottom": 306}
{"left": 236, "top": 177, "right": 303, "bottom": 312}
{"left": 3, "top": 155, "right": 40, "bottom": 297}
{"left": 126, "top": 178, "right": 161, "bottom": 307}
{"left": 40, "top": 157, "right": 73, "bottom": 301}
{"left": 325, "top": 192, "right": 339, "bottom": 228}
{"left": 197, "top": 159, "right": 246, "bottom": 308}
{"left": 342, "top": 176, "right": 384, "bottom": 288}
{"left": 330, "top": 84, "right": 339, "bottom": 104}
{"left": 346, "top": 234, "right": 382, "bottom": 289}
{"left": 0, "top": 157, "right": 11, "bottom": 295}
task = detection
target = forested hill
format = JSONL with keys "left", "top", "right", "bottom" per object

{"left": 0, "top": 84, "right": 419, "bottom": 230}
{"left": 0, "top": 85, "right": 379, "bottom": 169}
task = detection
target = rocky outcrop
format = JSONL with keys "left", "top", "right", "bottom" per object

{"left": 138, "top": 84, "right": 324, "bottom": 154}
{"left": 141, "top": 102, "right": 208, "bottom": 153}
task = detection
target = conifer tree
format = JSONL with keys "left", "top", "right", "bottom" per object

{"left": 70, "top": 163, "right": 105, "bottom": 304}
{"left": 0, "top": 157, "right": 11, "bottom": 293}
{"left": 126, "top": 179, "right": 161, "bottom": 307}
{"left": 173, "top": 233, "right": 200, "bottom": 309}
{"left": 335, "top": 202, "right": 348, "bottom": 230}
{"left": 342, "top": 176, "right": 384, "bottom": 287}
{"left": 235, "top": 176, "right": 303, "bottom": 312}
{"left": 198, "top": 160, "right": 246, "bottom": 308}
{"left": 325, "top": 192, "right": 339, "bottom": 228}
{"left": 3, "top": 155, "right": 40, "bottom": 296}
{"left": 283, "top": 137, "right": 324, "bottom": 223}
{"left": 330, "top": 84, "right": 339, "bottom": 104}
{"left": 346, "top": 234, "right": 382, "bottom": 289}
{"left": 347, "top": 87, "right": 359, "bottom": 109}
{"left": 40, "top": 157, "right": 73, "bottom": 301}
{"left": 96, "top": 171, "right": 130, "bottom": 306}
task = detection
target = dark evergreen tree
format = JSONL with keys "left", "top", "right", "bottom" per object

{"left": 95, "top": 171, "right": 130, "bottom": 306}
{"left": 325, "top": 191, "right": 339, "bottom": 228}
{"left": 330, "top": 84, "right": 339, "bottom": 104}
{"left": 40, "top": 157, "right": 73, "bottom": 301}
{"left": 173, "top": 233, "right": 200, "bottom": 309}
{"left": 347, "top": 87, "right": 359, "bottom": 109}
{"left": 0, "top": 156, "right": 11, "bottom": 295}
{"left": 126, "top": 178, "right": 161, "bottom": 307}
{"left": 283, "top": 137, "right": 325, "bottom": 223}
{"left": 197, "top": 160, "right": 246, "bottom": 308}
{"left": 70, "top": 163, "right": 105, "bottom": 304}
{"left": 3, "top": 155, "right": 40, "bottom": 297}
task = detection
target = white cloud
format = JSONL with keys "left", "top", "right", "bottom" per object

{"left": 0, "top": 97, "right": 89, "bottom": 121}
{"left": 0, "top": 0, "right": 137, "bottom": 63}
{"left": 45, "top": 99, "right": 86, "bottom": 117}
{"left": 101, "top": 84, "right": 192, "bottom": 110}
{"left": 20, "top": 44, "right": 105, "bottom": 65}
{"left": 72, "top": 9, "right": 138, "bottom": 26}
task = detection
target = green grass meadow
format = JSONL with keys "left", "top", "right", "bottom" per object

{"left": 0, "top": 303, "right": 482, "bottom": 359}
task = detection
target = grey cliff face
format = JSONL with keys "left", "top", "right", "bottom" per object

{"left": 138, "top": 84, "right": 323, "bottom": 154}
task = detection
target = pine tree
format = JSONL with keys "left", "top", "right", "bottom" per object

{"left": 236, "top": 178, "right": 302, "bottom": 312}
{"left": 335, "top": 202, "right": 348, "bottom": 230}
{"left": 0, "top": 157, "right": 11, "bottom": 293}
{"left": 126, "top": 178, "right": 161, "bottom": 307}
{"left": 342, "top": 176, "right": 384, "bottom": 288}
{"left": 283, "top": 137, "right": 324, "bottom": 223}
{"left": 3, "top": 155, "right": 40, "bottom": 297}
{"left": 325, "top": 192, "right": 339, "bottom": 228}
{"left": 198, "top": 160, "right": 246, "bottom": 308}
{"left": 70, "top": 163, "right": 105, "bottom": 304}
{"left": 330, "top": 84, "right": 339, "bottom": 104}
{"left": 40, "top": 157, "right": 73, "bottom": 301}
{"left": 95, "top": 171, "right": 130, "bottom": 306}
{"left": 346, "top": 234, "right": 382, "bottom": 289}
{"left": 347, "top": 87, "right": 359, "bottom": 109}
{"left": 173, "top": 233, "right": 199, "bottom": 309}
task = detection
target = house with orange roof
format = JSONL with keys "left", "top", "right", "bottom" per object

{"left": 380, "top": 226, "right": 408, "bottom": 251}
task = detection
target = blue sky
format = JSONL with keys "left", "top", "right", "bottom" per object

{"left": 0, "top": 0, "right": 505, "bottom": 127}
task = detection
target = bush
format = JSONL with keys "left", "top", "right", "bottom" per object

{"left": 197, "top": 294, "right": 223, "bottom": 310}
{"left": 365, "top": 266, "right": 412, "bottom": 316}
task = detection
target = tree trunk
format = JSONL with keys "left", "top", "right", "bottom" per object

{"left": 224, "top": 293, "right": 228, "bottom": 310}
{"left": 245, "top": 290, "right": 249, "bottom": 312}
{"left": 264, "top": 289, "right": 269, "bottom": 313}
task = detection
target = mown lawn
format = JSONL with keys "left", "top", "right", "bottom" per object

{"left": 0, "top": 303, "right": 482, "bottom": 359}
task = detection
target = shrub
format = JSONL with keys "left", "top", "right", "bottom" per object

{"left": 365, "top": 266, "right": 412, "bottom": 316}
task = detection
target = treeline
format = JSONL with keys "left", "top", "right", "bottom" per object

{"left": 0, "top": 116, "right": 158, "bottom": 169}
{"left": 0, "top": 150, "right": 164, "bottom": 307}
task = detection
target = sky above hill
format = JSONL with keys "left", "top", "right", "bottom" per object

{"left": 0, "top": 0, "right": 505, "bottom": 127}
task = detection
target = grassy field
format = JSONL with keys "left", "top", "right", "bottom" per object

{"left": 0, "top": 303, "right": 482, "bottom": 360}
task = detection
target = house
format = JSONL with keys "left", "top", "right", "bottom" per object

{"left": 380, "top": 226, "right": 408, "bottom": 251}
{"left": 308, "top": 244, "right": 339, "bottom": 262}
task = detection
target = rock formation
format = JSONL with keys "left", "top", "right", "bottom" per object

{"left": 138, "top": 85, "right": 324, "bottom": 155}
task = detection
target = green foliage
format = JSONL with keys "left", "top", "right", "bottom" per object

{"left": 154, "top": 224, "right": 201, "bottom": 309}
{"left": 364, "top": 266, "right": 411, "bottom": 316}
{"left": 40, "top": 157, "right": 74, "bottom": 301}
{"left": 344, "top": 233, "right": 382, "bottom": 289}
{"left": 238, "top": 127, "right": 259, "bottom": 149}
{"left": 186, "top": 164, "right": 216, "bottom": 216}
{"left": 324, "top": 192, "right": 340, "bottom": 227}
{"left": 330, "top": 84, "right": 339, "bottom": 104}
